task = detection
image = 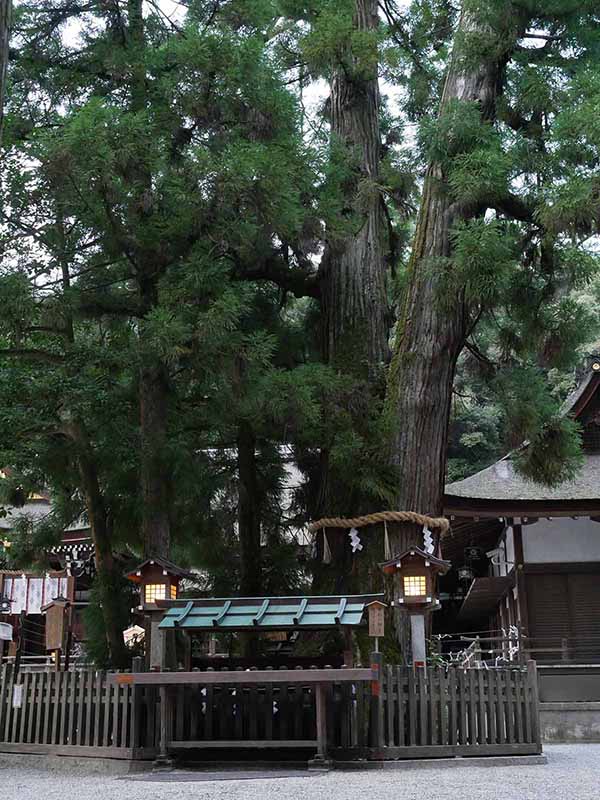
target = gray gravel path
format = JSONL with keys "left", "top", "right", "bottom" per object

{"left": 1, "top": 745, "right": 599, "bottom": 800}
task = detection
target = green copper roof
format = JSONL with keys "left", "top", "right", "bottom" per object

{"left": 157, "top": 593, "right": 385, "bottom": 631}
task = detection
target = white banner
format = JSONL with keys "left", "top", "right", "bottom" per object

{"left": 2, "top": 576, "right": 68, "bottom": 614}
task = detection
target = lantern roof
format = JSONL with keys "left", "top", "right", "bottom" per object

{"left": 124, "top": 556, "right": 194, "bottom": 584}
{"left": 381, "top": 546, "right": 451, "bottom": 576}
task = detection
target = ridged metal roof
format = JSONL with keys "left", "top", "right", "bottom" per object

{"left": 158, "top": 594, "right": 385, "bottom": 631}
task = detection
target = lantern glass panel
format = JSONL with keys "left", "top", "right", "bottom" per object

{"left": 403, "top": 575, "right": 426, "bottom": 597}
{"left": 145, "top": 583, "right": 166, "bottom": 603}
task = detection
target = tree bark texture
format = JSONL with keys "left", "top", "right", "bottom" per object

{"left": 387, "top": 4, "right": 525, "bottom": 535}
{"left": 140, "top": 357, "right": 171, "bottom": 558}
{"left": 313, "top": 0, "right": 388, "bottom": 592}
{"left": 385, "top": 4, "right": 527, "bottom": 658}
{"left": 320, "top": 0, "right": 388, "bottom": 378}
{"left": 0, "top": 0, "right": 10, "bottom": 145}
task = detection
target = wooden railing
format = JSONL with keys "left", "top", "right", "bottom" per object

{"left": 0, "top": 662, "right": 542, "bottom": 761}
{"left": 0, "top": 665, "right": 152, "bottom": 758}
{"left": 371, "top": 662, "right": 541, "bottom": 758}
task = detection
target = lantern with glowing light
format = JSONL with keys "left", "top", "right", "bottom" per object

{"left": 381, "top": 546, "right": 450, "bottom": 610}
{"left": 125, "top": 558, "right": 192, "bottom": 610}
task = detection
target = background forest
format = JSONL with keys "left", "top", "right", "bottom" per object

{"left": 0, "top": 0, "right": 600, "bottom": 665}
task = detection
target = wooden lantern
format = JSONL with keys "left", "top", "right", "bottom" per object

{"left": 125, "top": 557, "right": 191, "bottom": 610}
{"left": 381, "top": 546, "right": 450, "bottom": 610}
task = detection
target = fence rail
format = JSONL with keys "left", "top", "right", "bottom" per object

{"left": 0, "top": 662, "right": 541, "bottom": 760}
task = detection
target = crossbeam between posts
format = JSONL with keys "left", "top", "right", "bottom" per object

{"left": 113, "top": 668, "right": 375, "bottom": 686}
{"left": 111, "top": 668, "right": 375, "bottom": 770}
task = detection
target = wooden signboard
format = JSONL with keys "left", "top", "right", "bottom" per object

{"left": 43, "top": 599, "right": 69, "bottom": 652}
{"left": 368, "top": 602, "right": 386, "bottom": 638}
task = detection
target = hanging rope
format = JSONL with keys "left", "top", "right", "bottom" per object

{"left": 308, "top": 510, "right": 450, "bottom": 536}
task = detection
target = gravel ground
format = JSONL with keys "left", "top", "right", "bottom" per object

{"left": 1, "top": 745, "right": 599, "bottom": 800}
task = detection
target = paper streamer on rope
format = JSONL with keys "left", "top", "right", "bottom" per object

{"left": 423, "top": 525, "right": 434, "bottom": 555}
{"left": 384, "top": 520, "right": 391, "bottom": 560}
{"left": 348, "top": 528, "right": 363, "bottom": 553}
{"left": 322, "top": 530, "right": 332, "bottom": 564}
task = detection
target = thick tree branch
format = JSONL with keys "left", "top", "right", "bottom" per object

{"left": 229, "top": 250, "right": 320, "bottom": 299}
{"left": 491, "top": 193, "right": 536, "bottom": 223}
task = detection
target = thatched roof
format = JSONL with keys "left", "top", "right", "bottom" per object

{"left": 445, "top": 453, "right": 600, "bottom": 502}
{"left": 445, "top": 363, "right": 600, "bottom": 505}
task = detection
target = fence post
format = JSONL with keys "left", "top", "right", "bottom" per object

{"left": 527, "top": 660, "right": 542, "bottom": 753}
{"left": 130, "top": 657, "right": 144, "bottom": 752}
{"left": 369, "top": 650, "right": 384, "bottom": 756}
{"left": 308, "top": 682, "right": 332, "bottom": 770}
{"left": 154, "top": 682, "right": 174, "bottom": 771}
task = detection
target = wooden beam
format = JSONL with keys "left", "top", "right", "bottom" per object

{"left": 112, "top": 668, "right": 374, "bottom": 686}
{"left": 444, "top": 500, "right": 600, "bottom": 518}
{"left": 168, "top": 739, "right": 318, "bottom": 749}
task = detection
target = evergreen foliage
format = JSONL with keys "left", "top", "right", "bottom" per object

{"left": 2, "top": 0, "right": 600, "bottom": 663}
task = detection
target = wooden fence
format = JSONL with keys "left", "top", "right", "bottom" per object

{"left": 370, "top": 662, "right": 541, "bottom": 757}
{"left": 0, "top": 662, "right": 541, "bottom": 760}
{"left": 0, "top": 665, "right": 154, "bottom": 758}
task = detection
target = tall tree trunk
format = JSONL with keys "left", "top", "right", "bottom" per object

{"left": 385, "top": 4, "right": 527, "bottom": 657}
{"left": 65, "top": 422, "right": 129, "bottom": 667}
{"left": 127, "top": 0, "right": 173, "bottom": 559}
{"left": 321, "top": 0, "right": 388, "bottom": 377}
{"left": 313, "top": 0, "right": 388, "bottom": 592}
{"left": 139, "top": 270, "right": 171, "bottom": 559}
{"left": 316, "top": 0, "right": 387, "bottom": 512}
{"left": 140, "top": 357, "right": 171, "bottom": 558}
{"left": 321, "top": 0, "right": 388, "bottom": 382}
{"left": 56, "top": 219, "right": 128, "bottom": 667}
{"left": 0, "top": 0, "right": 10, "bottom": 145}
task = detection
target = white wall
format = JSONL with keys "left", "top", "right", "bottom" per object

{"left": 521, "top": 517, "right": 600, "bottom": 563}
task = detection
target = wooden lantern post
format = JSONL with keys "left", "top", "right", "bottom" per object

{"left": 365, "top": 599, "right": 387, "bottom": 753}
{"left": 381, "top": 547, "right": 450, "bottom": 667}
{"left": 125, "top": 557, "right": 192, "bottom": 671}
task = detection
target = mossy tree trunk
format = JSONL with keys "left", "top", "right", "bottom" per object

{"left": 385, "top": 4, "right": 527, "bottom": 658}
{"left": 320, "top": 0, "right": 388, "bottom": 382}
{"left": 314, "top": 0, "right": 388, "bottom": 592}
